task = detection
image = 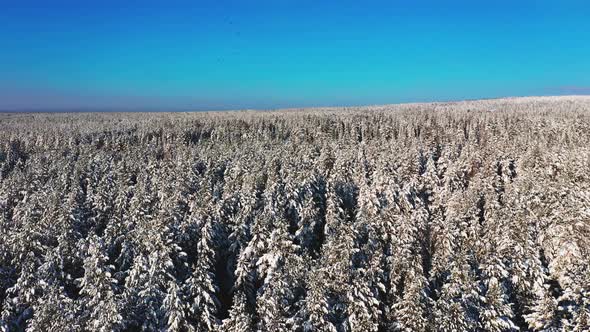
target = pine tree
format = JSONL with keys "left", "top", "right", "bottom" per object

{"left": 480, "top": 277, "right": 518, "bottom": 331}
{"left": 163, "top": 280, "right": 191, "bottom": 332}
{"left": 185, "top": 212, "right": 222, "bottom": 331}
{"left": 25, "top": 286, "right": 81, "bottom": 331}
{"left": 255, "top": 227, "right": 304, "bottom": 331}
{"left": 78, "top": 235, "right": 122, "bottom": 332}
{"left": 390, "top": 255, "right": 429, "bottom": 332}
{"left": 221, "top": 292, "right": 254, "bottom": 332}
{"left": 431, "top": 255, "right": 480, "bottom": 331}
{"left": 525, "top": 284, "right": 560, "bottom": 331}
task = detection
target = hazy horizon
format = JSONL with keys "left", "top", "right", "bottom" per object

{"left": 1, "top": 94, "right": 590, "bottom": 113}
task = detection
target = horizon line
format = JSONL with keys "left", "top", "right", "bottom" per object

{"left": 1, "top": 94, "right": 589, "bottom": 114}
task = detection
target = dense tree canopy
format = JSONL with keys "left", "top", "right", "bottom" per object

{"left": 1, "top": 96, "right": 589, "bottom": 331}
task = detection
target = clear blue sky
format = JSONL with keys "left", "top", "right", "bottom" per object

{"left": 1, "top": 0, "right": 589, "bottom": 110}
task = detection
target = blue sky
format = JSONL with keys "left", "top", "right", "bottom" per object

{"left": 1, "top": 0, "right": 589, "bottom": 110}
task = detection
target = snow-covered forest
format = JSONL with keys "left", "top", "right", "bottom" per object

{"left": 1, "top": 96, "right": 590, "bottom": 331}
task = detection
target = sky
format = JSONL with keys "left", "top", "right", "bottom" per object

{"left": 1, "top": 0, "right": 590, "bottom": 111}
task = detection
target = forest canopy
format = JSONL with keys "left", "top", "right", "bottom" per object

{"left": 1, "top": 96, "right": 590, "bottom": 331}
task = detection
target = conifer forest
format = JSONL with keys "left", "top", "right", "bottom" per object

{"left": 1, "top": 96, "right": 590, "bottom": 332}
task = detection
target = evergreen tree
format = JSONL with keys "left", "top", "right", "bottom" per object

{"left": 78, "top": 235, "right": 122, "bottom": 332}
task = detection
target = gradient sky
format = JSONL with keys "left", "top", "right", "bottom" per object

{"left": 1, "top": 0, "right": 590, "bottom": 110}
